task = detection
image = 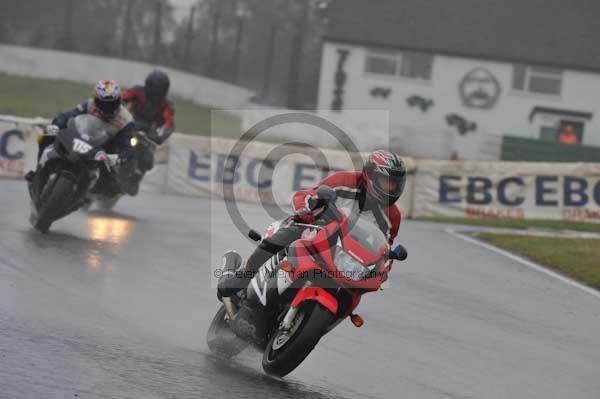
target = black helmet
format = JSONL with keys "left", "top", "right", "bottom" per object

{"left": 144, "top": 70, "right": 170, "bottom": 102}
{"left": 362, "top": 150, "right": 407, "bottom": 206}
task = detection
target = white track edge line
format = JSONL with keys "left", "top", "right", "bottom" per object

{"left": 446, "top": 228, "right": 600, "bottom": 301}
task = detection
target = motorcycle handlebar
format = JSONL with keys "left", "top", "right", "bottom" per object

{"left": 312, "top": 185, "right": 342, "bottom": 222}
{"left": 134, "top": 121, "right": 155, "bottom": 132}
{"left": 93, "top": 152, "right": 120, "bottom": 172}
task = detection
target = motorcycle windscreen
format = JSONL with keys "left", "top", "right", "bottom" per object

{"left": 343, "top": 217, "right": 387, "bottom": 265}
{"left": 60, "top": 115, "right": 112, "bottom": 162}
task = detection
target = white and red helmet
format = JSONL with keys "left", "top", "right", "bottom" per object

{"left": 94, "top": 80, "right": 122, "bottom": 119}
{"left": 362, "top": 150, "right": 407, "bottom": 206}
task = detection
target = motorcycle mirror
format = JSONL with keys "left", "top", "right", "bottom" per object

{"left": 45, "top": 124, "right": 60, "bottom": 136}
{"left": 248, "top": 229, "right": 262, "bottom": 242}
{"left": 391, "top": 244, "right": 408, "bottom": 261}
{"left": 316, "top": 185, "right": 337, "bottom": 203}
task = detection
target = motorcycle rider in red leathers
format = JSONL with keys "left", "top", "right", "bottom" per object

{"left": 122, "top": 70, "right": 175, "bottom": 145}
{"left": 218, "top": 149, "right": 407, "bottom": 297}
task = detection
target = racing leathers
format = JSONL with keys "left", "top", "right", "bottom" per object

{"left": 122, "top": 86, "right": 175, "bottom": 145}
{"left": 32, "top": 99, "right": 135, "bottom": 193}
{"left": 218, "top": 171, "right": 402, "bottom": 297}
{"left": 37, "top": 99, "right": 135, "bottom": 162}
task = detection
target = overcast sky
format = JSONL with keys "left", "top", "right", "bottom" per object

{"left": 170, "top": 0, "right": 198, "bottom": 20}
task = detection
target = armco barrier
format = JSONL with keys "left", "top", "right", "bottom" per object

{"left": 502, "top": 135, "right": 600, "bottom": 163}
{"left": 4, "top": 115, "right": 600, "bottom": 223}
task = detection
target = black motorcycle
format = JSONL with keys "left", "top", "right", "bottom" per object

{"left": 28, "top": 114, "right": 120, "bottom": 232}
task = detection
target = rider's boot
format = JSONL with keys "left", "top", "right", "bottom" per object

{"left": 218, "top": 224, "right": 303, "bottom": 299}
{"left": 26, "top": 137, "right": 56, "bottom": 186}
{"left": 25, "top": 170, "right": 36, "bottom": 183}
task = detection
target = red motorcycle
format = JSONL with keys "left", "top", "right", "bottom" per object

{"left": 207, "top": 186, "right": 407, "bottom": 377}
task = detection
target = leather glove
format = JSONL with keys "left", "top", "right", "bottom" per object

{"left": 154, "top": 125, "right": 174, "bottom": 145}
{"left": 294, "top": 207, "right": 317, "bottom": 223}
{"left": 294, "top": 195, "right": 329, "bottom": 223}
{"left": 45, "top": 124, "right": 60, "bottom": 136}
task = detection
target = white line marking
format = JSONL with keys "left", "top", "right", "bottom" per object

{"left": 446, "top": 228, "right": 600, "bottom": 301}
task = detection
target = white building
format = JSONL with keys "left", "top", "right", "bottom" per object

{"left": 317, "top": 0, "right": 600, "bottom": 160}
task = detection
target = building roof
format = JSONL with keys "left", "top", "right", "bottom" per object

{"left": 325, "top": 0, "right": 600, "bottom": 72}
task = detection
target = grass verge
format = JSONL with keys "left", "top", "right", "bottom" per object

{"left": 0, "top": 73, "right": 241, "bottom": 138}
{"left": 419, "top": 216, "right": 600, "bottom": 234}
{"left": 478, "top": 233, "right": 600, "bottom": 290}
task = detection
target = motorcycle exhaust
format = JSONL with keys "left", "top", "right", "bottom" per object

{"left": 222, "top": 250, "right": 242, "bottom": 270}
{"left": 220, "top": 251, "right": 243, "bottom": 319}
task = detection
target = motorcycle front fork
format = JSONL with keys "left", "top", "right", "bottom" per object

{"left": 279, "top": 306, "right": 299, "bottom": 331}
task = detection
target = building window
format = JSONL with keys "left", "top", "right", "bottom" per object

{"left": 512, "top": 65, "right": 562, "bottom": 95}
{"left": 365, "top": 49, "right": 433, "bottom": 80}
{"left": 365, "top": 50, "right": 397, "bottom": 75}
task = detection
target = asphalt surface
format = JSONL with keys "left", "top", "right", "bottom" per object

{"left": 1, "top": 179, "right": 599, "bottom": 399}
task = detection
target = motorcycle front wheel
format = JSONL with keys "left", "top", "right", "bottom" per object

{"left": 34, "top": 174, "right": 77, "bottom": 233}
{"left": 97, "top": 196, "right": 121, "bottom": 211}
{"left": 262, "top": 302, "right": 335, "bottom": 377}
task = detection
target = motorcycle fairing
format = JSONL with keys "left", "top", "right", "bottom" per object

{"left": 290, "top": 286, "right": 339, "bottom": 314}
{"left": 288, "top": 220, "right": 389, "bottom": 292}
{"left": 58, "top": 115, "right": 113, "bottom": 162}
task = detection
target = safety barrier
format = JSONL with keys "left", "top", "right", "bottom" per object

{"left": 502, "top": 135, "right": 600, "bottom": 163}
{"left": 3, "top": 115, "right": 600, "bottom": 223}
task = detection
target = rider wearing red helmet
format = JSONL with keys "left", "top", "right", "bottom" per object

{"left": 218, "top": 149, "right": 407, "bottom": 297}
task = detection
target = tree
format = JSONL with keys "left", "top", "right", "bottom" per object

{"left": 1, "top": 0, "right": 333, "bottom": 108}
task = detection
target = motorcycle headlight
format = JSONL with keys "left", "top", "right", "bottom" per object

{"left": 130, "top": 137, "right": 138, "bottom": 147}
{"left": 334, "top": 249, "right": 371, "bottom": 281}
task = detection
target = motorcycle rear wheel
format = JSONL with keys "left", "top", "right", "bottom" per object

{"left": 206, "top": 305, "right": 248, "bottom": 359}
{"left": 262, "top": 302, "right": 334, "bottom": 377}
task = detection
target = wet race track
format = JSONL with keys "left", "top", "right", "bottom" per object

{"left": 1, "top": 179, "right": 600, "bottom": 399}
